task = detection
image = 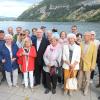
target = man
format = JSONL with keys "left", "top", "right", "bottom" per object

{"left": 90, "top": 31, "right": 100, "bottom": 84}
{"left": 33, "top": 29, "right": 49, "bottom": 87}
{"left": 31, "top": 28, "right": 37, "bottom": 45}
{"left": 71, "top": 25, "right": 78, "bottom": 35}
{"left": 78, "top": 32, "right": 97, "bottom": 96}
{"left": 7, "top": 26, "right": 14, "bottom": 36}
{"left": 0, "top": 30, "right": 6, "bottom": 84}
{"left": 13, "top": 27, "right": 22, "bottom": 41}
{"left": 40, "top": 26, "right": 47, "bottom": 38}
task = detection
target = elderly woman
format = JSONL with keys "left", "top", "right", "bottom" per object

{"left": 43, "top": 36, "right": 62, "bottom": 94}
{"left": 0, "top": 34, "right": 18, "bottom": 87}
{"left": 63, "top": 34, "right": 81, "bottom": 96}
{"left": 17, "top": 38, "right": 36, "bottom": 90}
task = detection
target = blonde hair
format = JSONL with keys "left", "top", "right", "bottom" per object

{"left": 23, "top": 38, "right": 32, "bottom": 47}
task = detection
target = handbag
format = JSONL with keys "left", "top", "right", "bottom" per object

{"left": 50, "top": 66, "right": 56, "bottom": 76}
{"left": 66, "top": 77, "right": 77, "bottom": 90}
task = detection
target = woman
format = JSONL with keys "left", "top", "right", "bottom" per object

{"left": 43, "top": 36, "right": 62, "bottom": 94}
{"left": 1, "top": 34, "right": 18, "bottom": 87}
{"left": 17, "top": 38, "right": 36, "bottom": 90}
{"left": 59, "top": 31, "right": 68, "bottom": 45}
{"left": 63, "top": 34, "right": 81, "bottom": 96}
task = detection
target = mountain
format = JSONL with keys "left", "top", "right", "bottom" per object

{"left": 17, "top": 0, "right": 100, "bottom": 22}
{"left": 0, "top": 16, "right": 16, "bottom": 21}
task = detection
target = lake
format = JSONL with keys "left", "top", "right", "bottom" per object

{"left": 0, "top": 21, "right": 100, "bottom": 39}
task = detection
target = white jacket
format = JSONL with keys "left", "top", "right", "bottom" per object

{"left": 63, "top": 44, "right": 81, "bottom": 70}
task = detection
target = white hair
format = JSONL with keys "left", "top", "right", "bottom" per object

{"left": 67, "top": 33, "right": 76, "bottom": 39}
{"left": 4, "top": 34, "right": 13, "bottom": 40}
{"left": 91, "top": 31, "right": 96, "bottom": 36}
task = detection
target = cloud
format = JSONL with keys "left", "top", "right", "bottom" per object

{"left": 0, "top": 0, "right": 43, "bottom": 17}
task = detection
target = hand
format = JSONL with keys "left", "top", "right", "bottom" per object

{"left": 70, "top": 64, "right": 75, "bottom": 70}
{"left": 11, "top": 58, "right": 16, "bottom": 62}
{"left": 2, "top": 59, "right": 5, "bottom": 63}
{"left": 47, "top": 64, "right": 51, "bottom": 68}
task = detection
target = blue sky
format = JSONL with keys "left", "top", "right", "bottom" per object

{"left": 0, "top": 0, "right": 43, "bottom": 17}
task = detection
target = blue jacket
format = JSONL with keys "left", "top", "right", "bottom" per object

{"left": 1, "top": 42, "right": 18, "bottom": 72}
{"left": 0, "top": 40, "right": 5, "bottom": 63}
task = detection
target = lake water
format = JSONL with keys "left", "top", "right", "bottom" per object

{"left": 0, "top": 21, "right": 100, "bottom": 39}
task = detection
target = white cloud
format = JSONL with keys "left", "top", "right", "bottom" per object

{"left": 0, "top": 1, "right": 34, "bottom": 17}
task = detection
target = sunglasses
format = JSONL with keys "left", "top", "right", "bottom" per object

{"left": 20, "top": 33, "right": 26, "bottom": 36}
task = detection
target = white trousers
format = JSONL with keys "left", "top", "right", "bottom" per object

{"left": 5, "top": 69, "right": 18, "bottom": 86}
{"left": 23, "top": 71, "right": 34, "bottom": 88}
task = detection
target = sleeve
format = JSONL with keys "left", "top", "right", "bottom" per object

{"left": 91, "top": 43, "right": 97, "bottom": 70}
{"left": 97, "top": 45, "right": 100, "bottom": 64}
{"left": 16, "top": 48, "right": 23, "bottom": 57}
{"left": 29, "top": 46, "right": 37, "bottom": 58}
{"left": 43, "top": 46, "right": 50, "bottom": 66}
{"left": 63, "top": 45, "right": 68, "bottom": 61}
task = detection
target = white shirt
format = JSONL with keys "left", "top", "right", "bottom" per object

{"left": 37, "top": 39, "right": 41, "bottom": 51}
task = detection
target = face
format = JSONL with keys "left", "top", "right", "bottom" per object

{"left": 36, "top": 29, "right": 43, "bottom": 39}
{"left": 25, "top": 41, "right": 31, "bottom": 48}
{"left": 76, "top": 35, "right": 82, "bottom": 43}
{"left": 0, "top": 33, "right": 4, "bottom": 40}
{"left": 16, "top": 27, "right": 22, "bottom": 34}
{"left": 68, "top": 37, "right": 75, "bottom": 45}
{"left": 71, "top": 27, "right": 77, "bottom": 33}
{"left": 60, "top": 32, "right": 66, "bottom": 39}
{"left": 8, "top": 27, "right": 13, "bottom": 33}
{"left": 32, "top": 29, "right": 37, "bottom": 35}
{"left": 51, "top": 38, "right": 57, "bottom": 47}
{"left": 20, "top": 32, "right": 26, "bottom": 40}
{"left": 5, "top": 38, "right": 12, "bottom": 45}
{"left": 25, "top": 31, "right": 30, "bottom": 37}
{"left": 84, "top": 34, "right": 91, "bottom": 42}
{"left": 91, "top": 34, "right": 95, "bottom": 41}
{"left": 47, "top": 32, "right": 52, "bottom": 41}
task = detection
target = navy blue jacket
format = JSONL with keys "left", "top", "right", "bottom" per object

{"left": 1, "top": 42, "right": 18, "bottom": 72}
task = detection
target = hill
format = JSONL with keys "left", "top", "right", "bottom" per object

{"left": 17, "top": 0, "right": 100, "bottom": 22}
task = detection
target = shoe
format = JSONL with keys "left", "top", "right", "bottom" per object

{"left": 83, "top": 91, "right": 88, "bottom": 96}
{"left": 34, "top": 83, "right": 39, "bottom": 87}
{"left": 90, "top": 79, "right": 93, "bottom": 84}
{"left": 96, "top": 84, "right": 100, "bottom": 88}
{"left": 64, "top": 91, "right": 68, "bottom": 95}
{"left": 44, "top": 89, "right": 50, "bottom": 94}
{"left": 31, "top": 87, "right": 34, "bottom": 92}
{"left": 68, "top": 91, "right": 72, "bottom": 96}
{"left": 98, "top": 96, "right": 100, "bottom": 100}
{"left": 1, "top": 77, "right": 6, "bottom": 82}
{"left": 52, "top": 89, "right": 56, "bottom": 94}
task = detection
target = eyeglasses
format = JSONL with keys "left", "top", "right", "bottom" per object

{"left": 20, "top": 33, "right": 26, "bottom": 36}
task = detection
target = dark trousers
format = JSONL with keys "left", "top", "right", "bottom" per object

{"left": 42, "top": 70, "right": 47, "bottom": 88}
{"left": 34, "top": 65, "right": 42, "bottom": 85}
{"left": 46, "top": 72, "right": 57, "bottom": 90}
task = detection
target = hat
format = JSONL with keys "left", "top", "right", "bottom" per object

{"left": 40, "top": 26, "right": 46, "bottom": 29}
{"left": 67, "top": 33, "right": 76, "bottom": 39}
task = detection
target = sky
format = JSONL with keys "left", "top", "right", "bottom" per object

{"left": 0, "top": 0, "right": 43, "bottom": 17}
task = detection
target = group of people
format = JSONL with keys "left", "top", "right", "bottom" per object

{"left": 0, "top": 25, "right": 100, "bottom": 98}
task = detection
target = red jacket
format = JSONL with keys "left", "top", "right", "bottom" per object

{"left": 17, "top": 46, "right": 37, "bottom": 72}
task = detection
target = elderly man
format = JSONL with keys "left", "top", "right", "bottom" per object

{"left": 90, "top": 31, "right": 100, "bottom": 84}
{"left": 78, "top": 32, "right": 97, "bottom": 96}
{"left": 33, "top": 29, "right": 49, "bottom": 87}
{"left": 7, "top": 26, "right": 14, "bottom": 36}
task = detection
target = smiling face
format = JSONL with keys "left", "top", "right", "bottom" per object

{"left": 60, "top": 32, "right": 67, "bottom": 40}
{"left": 36, "top": 29, "right": 43, "bottom": 39}
{"left": 51, "top": 37, "right": 58, "bottom": 47}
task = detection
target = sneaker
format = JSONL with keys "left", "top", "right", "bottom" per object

{"left": 44, "top": 89, "right": 50, "bottom": 94}
{"left": 52, "top": 89, "right": 56, "bottom": 94}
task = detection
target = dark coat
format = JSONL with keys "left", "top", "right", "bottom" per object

{"left": 0, "top": 42, "right": 18, "bottom": 72}
{"left": 97, "top": 44, "right": 100, "bottom": 66}
{"left": 33, "top": 37, "right": 49, "bottom": 66}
